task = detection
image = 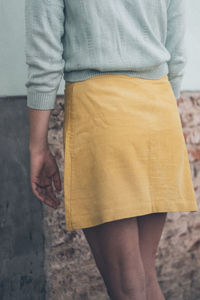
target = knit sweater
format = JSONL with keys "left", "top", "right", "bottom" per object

{"left": 25, "top": 0, "right": 187, "bottom": 110}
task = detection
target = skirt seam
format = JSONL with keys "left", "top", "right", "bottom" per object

{"left": 66, "top": 83, "right": 73, "bottom": 229}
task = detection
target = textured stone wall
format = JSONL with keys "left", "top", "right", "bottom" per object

{"left": 44, "top": 92, "right": 200, "bottom": 300}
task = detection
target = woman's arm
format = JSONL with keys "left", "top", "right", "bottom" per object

{"left": 28, "top": 108, "right": 61, "bottom": 209}
{"left": 25, "top": 0, "right": 65, "bottom": 207}
{"left": 28, "top": 108, "right": 50, "bottom": 154}
{"left": 25, "top": 0, "right": 65, "bottom": 109}
{"left": 165, "top": 0, "right": 187, "bottom": 99}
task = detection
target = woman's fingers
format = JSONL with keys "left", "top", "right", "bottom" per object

{"left": 52, "top": 168, "right": 62, "bottom": 192}
{"left": 45, "top": 153, "right": 62, "bottom": 192}
{"left": 32, "top": 177, "right": 59, "bottom": 209}
{"left": 30, "top": 150, "right": 62, "bottom": 209}
{"left": 37, "top": 189, "right": 57, "bottom": 208}
{"left": 46, "top": 185, "right": 61, "bottom": 206}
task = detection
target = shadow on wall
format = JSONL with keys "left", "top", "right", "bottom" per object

{"left": 0, "top": 96, "right": 45, "bottom": 300}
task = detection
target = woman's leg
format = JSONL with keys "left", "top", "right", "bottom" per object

{"left": 137, "top": 212, "right": 167, "bottom": 300}
{"left": 82, "top": 217, "right": 146, "bottom": 300}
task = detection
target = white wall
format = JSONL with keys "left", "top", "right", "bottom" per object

{"left": 0, "top": 0, "right": 199, "bottom": 96}
{"left": 183, "top": 0, "right": 200, "bottom": 91}
{"left": 0, "top": 0, "right": 65, "bottom": 96}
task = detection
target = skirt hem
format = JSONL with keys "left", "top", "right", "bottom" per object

{"left": 65, "top": 205, "right": 198, "bottom": 231}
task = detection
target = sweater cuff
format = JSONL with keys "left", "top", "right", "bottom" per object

{"left": 168, "top": 76, "right": 183, "bottom": 100}
{"left": 27, "top": 90, "right": 57, "bottom": 110}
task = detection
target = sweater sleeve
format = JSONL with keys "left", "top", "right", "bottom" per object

{"left": 25, "top": 0, "right": 65, "bottom": 110}
{"left": 165, "top": 0, "right": 187, "bottom": 99}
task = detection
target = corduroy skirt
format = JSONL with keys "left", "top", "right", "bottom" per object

{"left": 63, "top": 74, "right": 198, "bottom": 231}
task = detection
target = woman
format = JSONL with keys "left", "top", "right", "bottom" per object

{"left": 25, "top": 0, "right": 198, "bottom": 299}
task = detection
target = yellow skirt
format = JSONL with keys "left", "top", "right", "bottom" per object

{"left": 63, "top": 74, "right": 198, "bottom": 231}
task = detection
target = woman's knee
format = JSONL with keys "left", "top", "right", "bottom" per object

{"left": 102, "top": 254, "right": 146, "bottom": 299}
{"left": 119, "top": 261, "right": 146, "bottom": 293}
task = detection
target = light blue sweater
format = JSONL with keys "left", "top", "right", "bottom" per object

{"left": 25, "top": 0, "right": 187, "bottom": 110}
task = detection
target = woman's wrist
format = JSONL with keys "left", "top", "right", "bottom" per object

{"left": 28, "top": 108, "right": 51, "bottom": 155}
{"left": 29, "top": 142, "right": 49, "bottom": 155}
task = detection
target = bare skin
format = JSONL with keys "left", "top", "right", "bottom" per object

{"left": 29, "top": 108, "right": 61, "bottom": 208}
{"left": 29, "top": 108, "right": 167, "bottom": 299}
{"left": 137, "top": 213, "right": 167, "bottom": 300}
{"left": 83, "top": 213, "right": 167, "bottom": 300}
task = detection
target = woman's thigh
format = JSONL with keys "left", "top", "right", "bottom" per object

{"left": 82, "top": 217, "right": 145, "bottom": 291}
{"left": 82, "top": 213, "right": 167, "bottom": 279}
{"left": 137, "top": 212, "right": 167, "bottom": 271}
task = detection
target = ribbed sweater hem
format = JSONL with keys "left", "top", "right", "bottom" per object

{"left": 64, "top": 63, "right": 180, "bottom": 99}
{"left": 27, "top": 90, "right": 57, "bottom": 110}
{"left": 64, "top": 62, "right": 168, "bottom": 81}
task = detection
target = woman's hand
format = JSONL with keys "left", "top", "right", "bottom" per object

{"left": 30, "top": 147, "right": 62, "bottom": 209}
